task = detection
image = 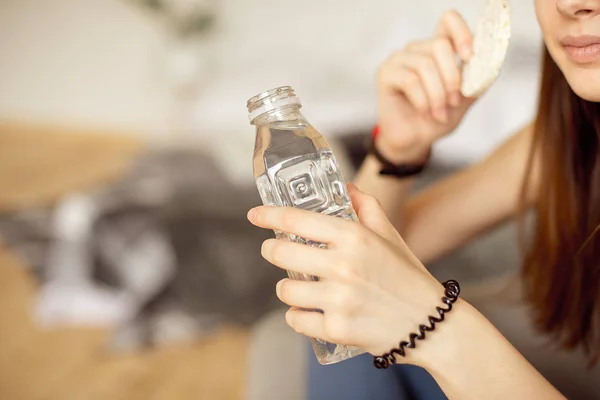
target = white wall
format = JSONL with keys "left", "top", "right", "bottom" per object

{"left": 0, "top": 0, "right": 544, "bottom": 181}
{"left": 0, "top": 0, "right": 173, "bottom": 134}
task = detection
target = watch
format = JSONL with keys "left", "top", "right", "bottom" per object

{"left": 368, "top": 125, "right": 431, "bottom": 178}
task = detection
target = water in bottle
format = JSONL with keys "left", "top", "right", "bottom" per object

{"left": 247, "top": 86, "right": 365, "bottom": 365}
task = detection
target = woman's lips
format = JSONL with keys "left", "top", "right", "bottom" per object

{"left": 564, "top": 43, "right": 600, "bottom": 63}
{"left": 561, "top": 35, "right": 600, "bottom": 64}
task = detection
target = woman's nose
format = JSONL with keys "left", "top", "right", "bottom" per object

{"left": 557, "top": 0, "right": 600, "bottom": 18}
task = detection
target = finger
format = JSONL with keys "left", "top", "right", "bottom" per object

{"left": 435, "top": 9, "right": 473, "bottom": 60}
{"left": 347, "top": 184, "right": 402, "bottom": 244}
{"left": 409, "top": 38, "right": 462, "bottom": 106}
{"left": 349, "top": 185, "right": 426, "bottom": 270}
{"left": 248, "top": 206, "right": 349, "bottom": 245}
{"left": 393, "top": 53, "right": 448, "bottom": 122}
{"left": 285, "top": 308, "right": 327, "bottom": 340}
{"left": 262, "top": 238, "right": 333, "bottom": 278}
{"left": 379, "top": 65, "right": 429, "bottom": 114}
{"left": 276, "top": 278, "right": 328, "bottom": 309}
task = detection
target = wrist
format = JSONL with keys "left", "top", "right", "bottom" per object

{"left": 376, "top": 289, "right": 564, "bottom": 399}
{"left": 372, "top": 127, "right": 431, "bottom": 165}
{"left": 408, "top": 300, "right": 498, "bottom": 395}
{"left": 373, "top": 279, "right": 462, "bottom": 369}
{"left": 407, "top": 298, "right": 476, "bottom": 366}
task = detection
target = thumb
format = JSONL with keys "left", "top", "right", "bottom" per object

{"left": 458, "top": 93, "right": 479, "bottom": 106}
{"left": 347, "top": 184, "right": 402, "bottom": 243}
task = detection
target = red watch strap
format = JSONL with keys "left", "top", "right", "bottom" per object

{"left": 372, "top": 125, "right": 381, "bottom": 140}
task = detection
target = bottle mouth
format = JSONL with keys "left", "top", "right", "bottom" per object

{"left": 246, "top": 86, "right": 301, "bottom": 123}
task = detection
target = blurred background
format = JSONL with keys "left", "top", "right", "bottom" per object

{"left": 0, "top": 0, "right": 542, "bottom": 399}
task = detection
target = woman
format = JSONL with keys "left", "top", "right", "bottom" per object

{"left": 247, "top": 1, "right": 600, "bottom": 398}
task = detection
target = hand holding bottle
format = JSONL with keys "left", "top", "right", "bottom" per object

{"left": 376, "top": 10, "right": 477, "bottom": 162}
{"left": 247, "top": 185, "right": 444, "bottom": 357}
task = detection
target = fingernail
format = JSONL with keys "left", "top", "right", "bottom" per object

{"left": 450, "top": 92, "right": 461, "bottom": 107}
{"left": 247, "top": 208, "right": 258, "bottom": 221}
{"left": 276, "top": 280, "right": 284, "bottom": 298}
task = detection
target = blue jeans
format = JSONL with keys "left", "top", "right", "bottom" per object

{"left": 306, "top": 342, "right": 447, "bottom": 400}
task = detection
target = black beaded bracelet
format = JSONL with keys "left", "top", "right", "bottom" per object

{"left": 373, "top": 280, "right": 461, "bottom": 369}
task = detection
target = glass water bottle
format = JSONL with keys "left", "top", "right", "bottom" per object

{"left": 247, "top": 86, "right": 365, "bottom": 365}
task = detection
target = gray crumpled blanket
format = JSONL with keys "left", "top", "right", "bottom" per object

{"left": 0, "top": 148, "right": 283, "bottom": 351}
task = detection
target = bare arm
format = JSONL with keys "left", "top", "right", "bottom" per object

{"left": 352, "top": 153, "right": 417, "bottom": 229}
{"left": 405, "top": 123, "right": 537, "bottom": 262}
{"left": 354, "top": 123, "right": 539, "bottom": 264}
{"left": 410, "top": 299, "right": 565, "bottom": 399}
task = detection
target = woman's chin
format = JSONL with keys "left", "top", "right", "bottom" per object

{"left": 572, "top": 86, "right": 600, "bottom": 102}
{"left": 564, "top": 71, "right": 600, "bottom": 102}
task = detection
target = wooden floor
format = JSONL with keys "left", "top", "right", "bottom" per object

{"left": 0, "top": 122, "right": 250, "bottom": 399}
{"left": 0, "top": 121, "right": 142, "bottom": 213}
{"left": 0, "top": 248, "right": 249, "bottom": 400}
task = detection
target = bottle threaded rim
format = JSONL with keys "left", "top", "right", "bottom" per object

{"left": 247, "top": 86, "right": 301, "bottom": 123}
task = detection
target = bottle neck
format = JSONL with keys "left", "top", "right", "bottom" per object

{"left": 251, "top": 105, "right": 307, "bottom": 127}
{"left": 247, "top": 86, "right": 307, "bottom": 127}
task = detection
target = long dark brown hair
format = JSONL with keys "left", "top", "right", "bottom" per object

{"left": 521, "top": 46, "right": 600, "bottom": 366}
